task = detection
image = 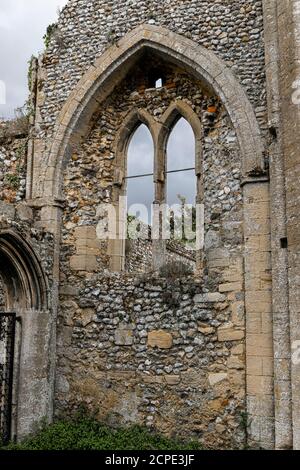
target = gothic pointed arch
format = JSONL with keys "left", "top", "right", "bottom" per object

{"left": 113, "top": 107, "right": 157, "bottom": 187}
{"left": 158, "top": 100, "right": 203, "bottom": 197}
{"left": 161, "top": 100, "right": 202, "bottom": 142}
{"left": 0, "top": 227, "right": 51, "bottom": 443}
{"left": 0, "top": 229, "right": 48, "bottom": 311}
{"left": 37, "top": 24, "right": 265, "bottom": 200}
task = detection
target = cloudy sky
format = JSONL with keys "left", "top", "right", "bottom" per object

{"left": 0, "top": 0, "right": 68, "bottom": 118}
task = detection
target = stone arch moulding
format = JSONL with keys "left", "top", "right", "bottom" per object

{"left": 158, "top": 100, "right": 203, "bottom": 192}
{"left": 113, "top": 107, "right": 158, "bottom": 186}
{"left": 0, "top": 228, "right": 52, "bottom": 442}
{"left": 38, "top": 24, "right": 265, "bottom": 201}
{"left": 109, "top": 108, "right": 157, "bottom": 272}
{"left": 160, "top": 100, "right": 203, "bottom": 140}
{"left": 0, "top": 229, "right": 48, "bottom": 311}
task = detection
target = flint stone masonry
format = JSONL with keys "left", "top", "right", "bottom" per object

{"left": 56, "top": 273, "right": 246, "bottom": 449}
{"left": 51, "top": 37, "right": 248, "bottom": 449}
{"left": 0, "top": 129, "right": 27, "bottom": 203}
{"left": 60, "top": 53, "right": 244, "bottom": 279}
{"left": 36, "top": 0, "right": 267, "bottom": 139}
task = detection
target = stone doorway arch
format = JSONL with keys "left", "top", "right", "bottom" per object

{"left": 0, "top": 230, "right": 47, "bottom": 311}
{"left": 0, "top": 229, "right": 50, "bottom": 442}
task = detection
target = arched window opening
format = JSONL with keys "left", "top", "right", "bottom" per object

{"left": 155, "top": 78, "right": 163, "bottom": 89}
{"left": 148, "top": 70, "right": 166, "bottom": 89}
{"left": 166, "top": 117, "right": 197, "bottom": 249}
{"left": 167, "top": 117, "right": 196, "bottom": 206}
{"left": 113, "top": 103, "right": 201, "bottom": 274}
{"left": 126, "top": 123, "right": 154, "bottom": 227}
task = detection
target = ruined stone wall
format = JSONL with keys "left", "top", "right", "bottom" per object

{"left": 56, "top": 273, "right": 245, "bottom": 449}
{"left": 0, "top": 0, "right": 288, "bottom": 450}
{"left": 124, "top": 218, "right": 197, "bottom": 274}
{"left": 55, "top": 52, "right": 247, "bottom": 449}
{"left": 125, "top": 239, "right": 153, "bottom": 274}
{"left": 125, "top": 239, "right": 196, "bottom": 274}
{"left": 0, "top": 0, "right": 277, "bottom": 449}
{"left": 62, "top": 59, "right": 243, "bottom": 277}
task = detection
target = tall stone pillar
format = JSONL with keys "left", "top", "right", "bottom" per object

{"left": 263, "top": 0, "right": 293, "bottom": 449}
{"left": 273, "top": 0, "right": 300, "bottom": 450}
{"left": 244, "top": 179, "right": 274, "bottom": 449}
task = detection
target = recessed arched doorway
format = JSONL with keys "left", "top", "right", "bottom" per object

{"left": 0, "top": 229, "right": 48, "bottom": 444}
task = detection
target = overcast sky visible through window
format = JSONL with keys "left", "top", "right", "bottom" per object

{"left": 127, "top": 120, "right": 196, "bottom": 224}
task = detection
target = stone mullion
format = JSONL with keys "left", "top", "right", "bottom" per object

{"left": 195, "top": 123, "right": 204, "bottom": 275}
{"left": 110, "top": 135, "right": 126, "bottom": 272}
{"left": 152, "top": 124, "right": 166, "bottom": 271}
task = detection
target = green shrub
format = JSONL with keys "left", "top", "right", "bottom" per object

{"left": 5, "top": 173, "right": 20, "bottom": 190}
{"left": 43, "top": 23, "right": 57, "bottom": 48}
{"left": 2, "top": 415, "right": 202, "bottom": 451}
